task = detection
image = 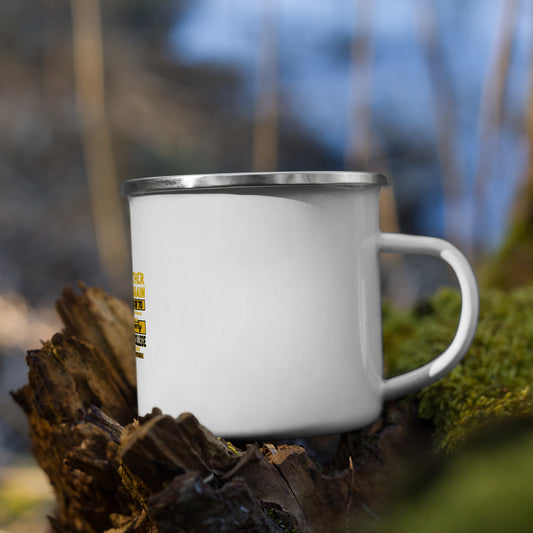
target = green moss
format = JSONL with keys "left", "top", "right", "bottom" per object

{"left": 481, "top": 214, "right": 533, "bottom": 290}
{"left": 383, "top": 286, "right": 533, "bottom": 452}
{"left": 359, "top": 425, "right": 533, "bottom": 533}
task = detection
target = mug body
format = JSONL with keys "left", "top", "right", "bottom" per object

{"left": 125, "top": 173, "right": 388, "bottom": 438}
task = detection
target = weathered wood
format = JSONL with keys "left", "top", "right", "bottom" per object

{"left": 56, "top": 283, "right": 137, "bottom": 400}
{"left": 12, "top": 285, "right": 432, "bottom": 532}
{"left": 12, "top": 285, "right": 139, "bottom": 533}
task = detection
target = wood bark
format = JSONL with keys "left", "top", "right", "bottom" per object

{"left": 13, "top": 285, "right": 432, "bottom": 532}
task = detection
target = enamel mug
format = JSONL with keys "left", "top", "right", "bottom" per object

{"left": 122, "top": 172, "right": 479, "bottom": 439}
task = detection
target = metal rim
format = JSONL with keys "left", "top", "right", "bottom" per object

{"left": 121, "top": 171, "right": 390, "bottom": 197}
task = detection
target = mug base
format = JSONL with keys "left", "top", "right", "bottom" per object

{"left": 203, "top": 407, "right": 384, "bottom": 441}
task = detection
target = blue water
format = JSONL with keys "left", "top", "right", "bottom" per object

{"left": 169, "top": 0, "right": 532, "bottom": 249}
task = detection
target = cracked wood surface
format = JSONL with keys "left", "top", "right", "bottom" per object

{"left": 13, "top": 285, "right": 432, "bottom": 532}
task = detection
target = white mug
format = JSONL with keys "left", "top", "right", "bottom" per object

{"left": 122, "top": 172, "right": 479, "bottom": 439}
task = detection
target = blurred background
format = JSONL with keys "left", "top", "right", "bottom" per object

{"left": 1, "top": 0, "right": 532, "bottom": 529}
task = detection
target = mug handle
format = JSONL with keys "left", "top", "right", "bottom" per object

{"left": 378, "top": 233, "right": 479, "bottom": 401}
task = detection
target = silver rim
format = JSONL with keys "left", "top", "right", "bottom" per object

{"left": 122, "top": 171, "right": 389, "bottom": 197}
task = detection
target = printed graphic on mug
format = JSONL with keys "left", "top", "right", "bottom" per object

{"left": 132, "top": 271, "right": 147, "bottom": 359}
{"left": 122, "top": 172, "right": 479, "bottom": 439}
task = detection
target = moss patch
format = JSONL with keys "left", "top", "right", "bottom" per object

{"left": 360, "top": 424, "right": 533, "bottom": 533}
{"left": 383, "top": 286, "right": 533, "bottom": 452}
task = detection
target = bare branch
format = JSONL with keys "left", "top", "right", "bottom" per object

{"left": 70, "top": 0, "right": 129, "bottom": 291}
{"left": 253, "top": 0, "right": 280, "bottom": 171}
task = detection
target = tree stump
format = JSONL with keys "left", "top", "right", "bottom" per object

{"left": 12, "top": 285, "right": 433, "bottom": 532}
